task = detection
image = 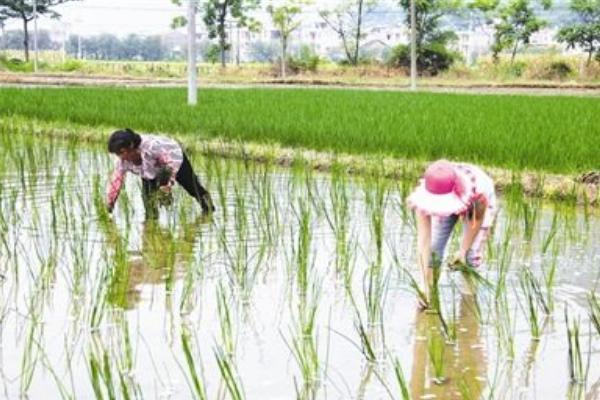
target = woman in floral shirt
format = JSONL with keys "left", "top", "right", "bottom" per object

{"left": 106, "top": 128, "right": 214, "bottom": 218}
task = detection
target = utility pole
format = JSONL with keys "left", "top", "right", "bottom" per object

{"left": 62, "top": 26, "right": 67, "bottom": 63}
{"left": 187, "top": 0, "right": 198, "bottom": 105}
{"left": 33, "top": 0, "right": 38, "bottom": 72}
{"left": 229, "top": 21, "right": 234, "bottom": 65}
{"left": 0, "top": 20, "right": 5, "bottom": 52}
{"left": 410, "top": 0, "right": 417, "bottom": 90}
{"left": 236, "top": 24, "right": 240, "bottom": 66}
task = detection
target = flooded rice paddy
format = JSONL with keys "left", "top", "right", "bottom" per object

{"left": 0, "top": 132, "right": 599, "bottom": 399}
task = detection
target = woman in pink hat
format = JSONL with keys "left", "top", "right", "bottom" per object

{"left": 407, "top": 160, "right": 497, "bottom": 306}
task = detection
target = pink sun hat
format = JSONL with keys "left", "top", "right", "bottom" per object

{"left": 407, "top": 160, "right": 474, "bottom": 217}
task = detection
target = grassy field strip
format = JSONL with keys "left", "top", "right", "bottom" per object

{"left": 0, "top": 87, "right": 598, "bottom": 173}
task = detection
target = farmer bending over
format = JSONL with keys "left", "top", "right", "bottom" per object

{"left": 106, "top": 128, "right": 215, "bottom": 218}
{"left": 407, "top": 160, "right": 497, "bottom": 308}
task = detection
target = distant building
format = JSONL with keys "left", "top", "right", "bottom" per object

{"left": 529, "top": 27, "right": 561, "bottom": 49}
{"left": 160, "top": 12, "right": 578, "bottom": 64}
{"left": 454, "top": 27, "right": 495, "bottom": 64}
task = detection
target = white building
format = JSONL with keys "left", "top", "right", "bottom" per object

{"left": 452, "top": 27, "right": 495, "bottom": 64}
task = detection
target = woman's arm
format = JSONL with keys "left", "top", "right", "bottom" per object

{"left": 416, "top": 211, "right": 432, "bottom": 270}
{"left": 457, "top": 199, "right": 487, "bottom": 262}
{"left": 106, "top": 163, "right": 126, "bottom": 212}
{"left": 416, "top": 211, "right": 433, "bottom": 300}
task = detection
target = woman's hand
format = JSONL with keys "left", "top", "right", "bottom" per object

{"left": 159, "top": 185, "right": 172, "bottom": 193}
{"left": 449, "top": 251, "right": 466, "bottom": 268}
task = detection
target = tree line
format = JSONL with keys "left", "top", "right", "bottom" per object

{"left": 1, "top": 0, "right": 599, "bottom": 71}
{"left": 0, "top": 29, "right": 169, "bottom": 61}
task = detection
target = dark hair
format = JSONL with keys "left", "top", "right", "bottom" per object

{"left": 108, "top": 128, "right": 142, "bottom": 154}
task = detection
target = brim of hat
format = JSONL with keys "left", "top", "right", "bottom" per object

{"left": 407, "top": 183, "right": 469, "bottom": 217}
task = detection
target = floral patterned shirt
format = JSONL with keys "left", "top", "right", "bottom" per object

{"left": 455, "top": 163, "right": 497, "bottom": 228}
{"left": 106, "top": 134, "right": 183, "bottom": 208}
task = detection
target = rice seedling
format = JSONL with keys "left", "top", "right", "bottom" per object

{"left": 363, "top": 263, "right": 390, "bottom": 328}
{"left": 214, "top": 345, "right": 245, "bottom": 400}
{"left": 541, "top": 209, "right": 559, "bottom": 254}
{"left": 427, "top": 332, "right": 446, "bottom": 385}
{"left": 179, "top": 234, "right": 205, "bottom": 315}
{"left": 35, "top": 341, "right": 73, "bottom": 400}
{"left": 540, "top": 247, "right": 558, "bottom": 313}
{"left": 284, "top": 284, "right": 322, "bottom": 400}
{"left": 495, "top": 290, "right": 517, "bottom": 361}
{"left": 391, "top": 357, "right": 410, "bottom": 400}
{"left": 217, "top": 178, "right": 264, "bottom": 298}
{"left": 518, "top": 269, "right": 543, "bottom": 340}
{"left": 399, "top": 265, "right": 430, "bottom": 310}
{"left": 364, "top": 174, "right": 388, "bottom": 269}
{"left": 428, "top": 258, "right": 443, "bottom": 315}
{"left": 564, "top": 305, "right": 590, "bottom": 385}
{"left": 286, "top": 317, "right": 321, "bottom": 399}
{"left": 519, "top": 268, "right": 551, "bottom": 340}
{"left": 216, "top": 284, "right": 237, "bottom": 357}
{"left": 180, "top": 324, "right": 208, "bottom": 400}
{"left": 291, "top": 197, "right": 313, "bottom": 297}
{"left": 354, "top": 316, "right": 378, "bottom": 364}
{"left": 589, "top": 292, "right": 600, "bottom": 336}
{"left": 320, "top": 165, "right": 354, "bottom": 281}
{"left": 87, "top": 335, "right": 117, "bottom": 400}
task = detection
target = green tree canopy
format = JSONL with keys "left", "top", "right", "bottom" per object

{"left": 557, "top": 0, "right": 600, "bottom": 64}
{"left": 319, "top": 0, "right": 378, "bottom": 65}
{"left": 491, "top": 0, "right": 552, "bottom": 63}
{"left": 267, "top": 0, "right": 310, "bottom": 77}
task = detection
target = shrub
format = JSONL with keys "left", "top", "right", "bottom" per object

{"left": 0, "top": 57, "right": 33, "bottom": 72}
{"left": 58, "top": 59, "right": 84, "bottom": 72}
{"left": 287, "top": 45, "right": 320, "bottom": 73}
{"left": 506, "top": 61, "right": 526, "bottom": 77}
{"left": 386, "top": 43, "right": 460, "bottom": 76}
{"left": 544, "top": 61, "right": 573, "bottom": 80}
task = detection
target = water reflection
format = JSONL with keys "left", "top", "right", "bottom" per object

{"left": 99, "top": 216, "right": 206, "bottom": 309}
{"left": 410, "top": 293, "right": 486, "bottom": 399}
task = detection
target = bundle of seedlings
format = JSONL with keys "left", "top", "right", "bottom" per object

{"left": 155, "top": 167, "right": 174, "bottom": 207}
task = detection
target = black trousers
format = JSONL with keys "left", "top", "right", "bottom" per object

{"left": 142, "top": 153, "right": 210, "bottom": 217}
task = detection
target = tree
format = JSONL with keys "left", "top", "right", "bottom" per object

{"left": 267, "top": 0, "right": 310, "bottom": 78}
{"left": 0, "top": 0, "right": 80, "bottom": 62}
{"left": 491, "top": 0, "right": 551, "bottom": 63}
{"left": 397, "top": 0, "right": 461, "bottom": 70}
{"left": 319, "top": 0, "right": 377, "bottom": 65}
{"left": 557, "top": 0, "right": 600, "bottom": 64}
{"left": 202, "top": 0, "right": 260, "bottom": 67}
{"left": 171, "top": 0, "right": 260, "bottom": 68}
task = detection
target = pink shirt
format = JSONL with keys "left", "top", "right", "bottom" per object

{"left": 454, "top": 163, "right": 497, "bottom": 228}
{"left": 106, "top": 134, "right": 183, "bottom": 207}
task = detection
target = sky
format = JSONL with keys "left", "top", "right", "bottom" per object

{"left": 2, "top": 0, "right": 570, "bottom": 37}
{"left": 4, "top": 0, "right": 186, "bottom": 36}
{"left": 2, "top": 0, "right": 398, "bottom": 37}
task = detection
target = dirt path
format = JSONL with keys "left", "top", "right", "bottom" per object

{"left": 2, "top": 71, "right": 600, "bottom": 96}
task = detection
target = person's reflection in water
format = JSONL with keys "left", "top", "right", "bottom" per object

{"left": 100, "top": 215, "right": 203, "bottom": 310}
{"left": 410, "top": 293, "right": 486, "bottom": 399}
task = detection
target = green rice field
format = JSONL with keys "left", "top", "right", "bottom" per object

{"left": 0, "top": 87, "right": 598, "bottom": 173}
{"left": 0, "top": 127, "right": 599, "bottom": 399}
